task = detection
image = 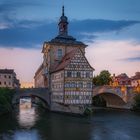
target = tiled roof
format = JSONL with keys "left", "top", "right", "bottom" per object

{"left": 47, "top": 34, "right": 87, "bottom": 46}
{"left": 50, "top": 48, "right": 94, "bottom": 73}
{"left": 117, "top": 73, "right": 129, "bottom": 78}
{"left": 50, "top": 48, "right": 78, "bottom": 73}
{"left": 0, "top": 69, "right": 14, "bottom": 74}
{"left": 131, "top": 72, "right": 140, "bottom": 80}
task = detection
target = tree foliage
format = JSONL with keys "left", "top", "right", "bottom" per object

{"left": 133, "top": 94, "right": 140, "bottom": 111}
{"left": 0, "top": 88, "right": 15, "bottom": 114}
{"left": 93, "top": 70, "right": 111, "bottom": 86}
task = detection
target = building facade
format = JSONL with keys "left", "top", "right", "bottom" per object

{"left": 111, "top": 73, "right": 131, "bottom": 87}
{"left": 131, "top": 72, "right": 140, "bottom": 87}
{"left": 34, "top": 64, "right": 47, "bottom": 88}
{"left": 0, "top": 69, "right": 20, "bottom": 88}
{"left": 34, "top": 6, "right": 94, "bottom": 114}
{"left": 131, "top": 72, "right": 140, "bottom": 93}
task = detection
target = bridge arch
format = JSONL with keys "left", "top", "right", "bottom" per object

{"left": 93, "top": 86, "right": 127, "bottom": 108}
{"left": 12, "top": 88, "right": 51, "bottom": 109}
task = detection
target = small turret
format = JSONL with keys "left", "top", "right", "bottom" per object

{"left": 58, "top": 6, "right": 68, "bottom": 36}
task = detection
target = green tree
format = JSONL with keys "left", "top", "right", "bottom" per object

{"left": 0, "top": 88, "right": 15, "bottom": 114}
{"left": 93, "top": 70, "right": 111, "bottom": 86}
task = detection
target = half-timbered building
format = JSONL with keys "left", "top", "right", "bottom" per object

{"left": 34, "top": 6, "right": 94, "bottom": 114}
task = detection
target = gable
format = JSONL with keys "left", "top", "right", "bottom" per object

{"left": 65, "top": 49, "right": 94, "bottom": 71}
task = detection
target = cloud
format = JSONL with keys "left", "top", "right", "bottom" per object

{"left": 0, "top": 47, "right": 42, "bottom": 83}
{"left": 0, "top": 19, "right": 139, "bottom": 48}
{"left": 86, "top": 40, "right": 140, "bottom": 76}
{"left": 0, "top": 23, "right": 11, "bottom": 29}
{"left": 0, "top": 39, "right": 139, "bottom": 84}
{"left": 70, "top": 19, "right": 140, "bottom": 33}
{"left": 119, "top": 57, "right": 140, "bottom": 62}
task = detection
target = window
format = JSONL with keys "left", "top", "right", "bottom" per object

{"left": 77, "top": 72, "right": 81, "bottom": 77}
{"left": 65, "top": 82, "right": 70, "bottom": 88}
{"left": 0, "top": 81, "right": 1, "bottom": 85}
{"left": 90, "top": 72, "right": 93, "bottom": 78}
{"left": 86, "top": 95, "right": 90, "bottom": 100}
{"left": 79, "top": 82, "right": 83, "bottom": 88}
{"left": 87, "top": 82, "right": 92, "bottom": 88}
{"left": 4, "top": 75, "right": 7, "bottom": 78}
{"left": 71, "top": 82, "right": 76, "bottom": 88}
{"left": 67, "top": 71, "right": 72, "bottom": 77}
{"left": 4, "top": 82, "right": 6, "bottom": 85}
{"left": 86, "top": 72, "right": 90, "bottom": 78}
{"left": 9, "top": 76, "right": 11, "bottom": 79}
{"left": 57, "top": 49, "right": 63, "bottom": 59}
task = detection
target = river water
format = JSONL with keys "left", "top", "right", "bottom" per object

{"left": 0, "top": 102, "right": 140, "bottom": 140}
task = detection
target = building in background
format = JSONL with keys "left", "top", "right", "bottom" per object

{"left": 34, "top": 6, "right": 94, "bottom": 114}
{"left": 111, "top": 73, "right": 131, "bottom": 87}
{"left": 131, "top": 72, "right": 140, "bottom": 93}
{"left": 131, "top": 72, "right": 140, "bottom": 87}
{"left": 0, "top": 69, "right": 20, "bottom": 88}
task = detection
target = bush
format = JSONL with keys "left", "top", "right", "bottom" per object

{"left": 0, "top": 88, "right": 15, "bottom": 114}
{"left": 133, "top": 94, "right": 140, "bottom": 111}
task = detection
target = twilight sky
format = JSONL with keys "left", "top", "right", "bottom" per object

{"left": 0, "top": 0, "right": 140, "bottom": 86}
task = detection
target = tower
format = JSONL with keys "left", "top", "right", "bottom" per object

{"left": 34, "top": 6, "right": 94, "bottom": 114}
{"left": 58, "top": 6, "right": 68, "bottom": 36}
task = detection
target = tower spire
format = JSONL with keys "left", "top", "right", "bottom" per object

{"left": 62, "top": 5, "right": 64, "bottom": 16}
{"left": 58, "top": 6, "right": 68, "bottom": 36}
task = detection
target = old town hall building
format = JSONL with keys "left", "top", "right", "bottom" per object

{"left": 34, "top": 7, "right": 94, "bottom": 114}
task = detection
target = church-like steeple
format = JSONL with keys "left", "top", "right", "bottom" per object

{"left": 58, "top": 6, "right": 68, "bottom": 36}
{"left": 62, "top": 5, "right": 64, "bottom": 16}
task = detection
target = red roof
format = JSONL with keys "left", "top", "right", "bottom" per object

{"left": 50, "top": 48, "right": 94, "bottom": 73}
{"left": 131, "top": 72, "right": 140, "bottom": 80}
{"left": 50, "top": 48, "right": 77, "bottom": 73}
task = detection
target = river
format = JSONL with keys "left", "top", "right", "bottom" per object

{"left": 0, "top": 101, "right": 140, "bottom": 140}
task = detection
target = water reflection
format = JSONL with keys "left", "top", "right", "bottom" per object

{"left": 13, "top": 130, "right": 40, "bottom": 140}
{"left": 18, "top": 98, "right": 38, "bottom": 128}
{"left": 0, "top": 99, "right": 140, "bottom": 140}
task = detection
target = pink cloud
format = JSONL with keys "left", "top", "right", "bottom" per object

{"left": 0, "top": 47, "right": 42, "bottom": 85}
{"left": 86, "top": 40, "right": 140, "bottom": 76}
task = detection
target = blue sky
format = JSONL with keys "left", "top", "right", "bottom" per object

{"left": 0, "top": 0, "right": 140, "bottom": 86}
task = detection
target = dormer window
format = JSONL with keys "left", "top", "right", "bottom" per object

{"left": 58, "top": 49, "right": 63, "bottom": 60}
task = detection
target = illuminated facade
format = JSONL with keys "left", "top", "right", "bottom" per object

{"left": 131, "top": 72, "right": 140, "bottom": 93}
{"left": 111, "top": 73, "right": 131, "bottom": 87}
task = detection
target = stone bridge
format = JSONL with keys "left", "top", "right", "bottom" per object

{"left": 93, "top": 86, "right": 135, "bottom": 109}
{"left": 12, "top": 86, "right": 135, "bottom": 110}
{"left": 12, "top": 88, "right": 51, "bottom": 107}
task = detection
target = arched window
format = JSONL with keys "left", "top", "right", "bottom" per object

{"left": 57, "top": 49, "right": 63, "bottom": 59}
